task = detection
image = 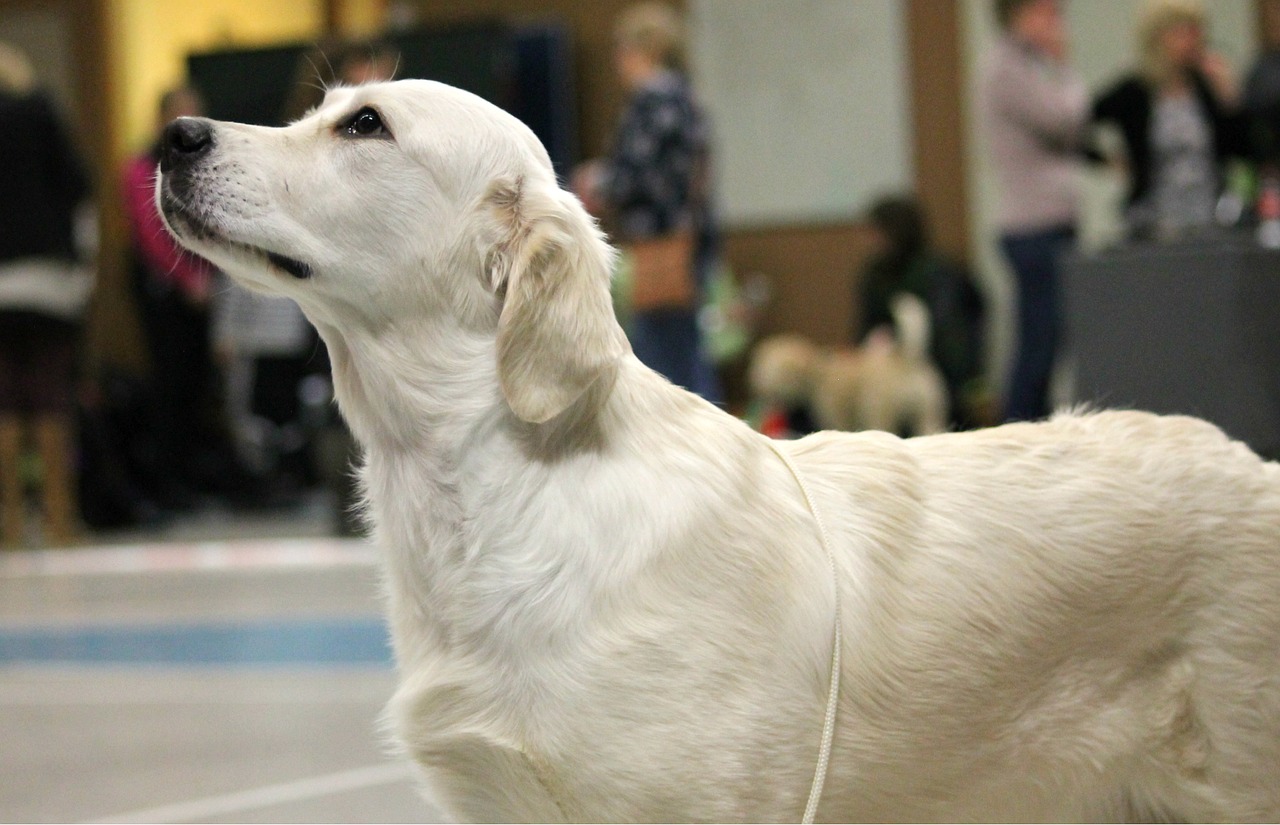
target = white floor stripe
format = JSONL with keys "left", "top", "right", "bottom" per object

{"left": 0, "top": 537, "right": 377, "bottom": 578}
{"left": 0, "top": 667, "right": 395, "bottom": 706}
{"left": 87, "top": 762, "right": 416, "bottom": 824}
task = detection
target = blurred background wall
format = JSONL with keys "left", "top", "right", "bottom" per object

{"left": 962, "top": 0, "right": 1258, "bottom": 398}
{"left": 1, "top": 0, "right": 383, "bottom": 372}
{"left": 0, "top": 0, "right": 1264, "bottom": 393}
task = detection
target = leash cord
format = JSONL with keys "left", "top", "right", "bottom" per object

{"left": 766, "top": 439, "right": 842, "bottom": 824}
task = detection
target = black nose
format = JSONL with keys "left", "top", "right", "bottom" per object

{"left": 160, "top": 117, "right": 214, "bottom": 173}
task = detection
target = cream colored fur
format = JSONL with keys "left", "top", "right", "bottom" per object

{"left": 158, "top": 79, "right": 1280, "bottom": 822}
{"left": 750, "top": 294, "right": 949, "bottom": 435}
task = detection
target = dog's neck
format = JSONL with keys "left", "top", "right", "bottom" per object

{"left": 315, "top": 315, "right": 663, "bottom": 660}
{"left": 320, "top": 316, "right": 499, "bottom": 453}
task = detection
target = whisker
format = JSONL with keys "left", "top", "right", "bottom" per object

{"left": 209, "top": 278, "right": 237, "bottom": 299}
{"left": 319, "top": 48, "right": 336, "bottom": 90}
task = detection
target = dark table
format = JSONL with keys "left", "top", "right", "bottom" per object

{"left": 1063, "top": 232, "right": 1280, "bottom": 458}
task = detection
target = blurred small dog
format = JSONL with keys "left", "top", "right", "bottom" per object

{"left": 749, "top": 293, "right": 948, "bottom": 435}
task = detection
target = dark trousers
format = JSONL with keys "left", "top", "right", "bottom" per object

{"left": 629, "top": 308, "right": 721, "bottom": 404}
{"left": 1000, "top": 225, "right": 1075, "bottom": 422}
{"left": 630, "top": 308, "right": 700, "bottom": 389}
{"left": 133, "top": 271, "right": 227, "bottom": 495}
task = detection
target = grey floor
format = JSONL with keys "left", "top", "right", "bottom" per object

{"left": 0, "top": 493, "right": 444, "bottom": 824}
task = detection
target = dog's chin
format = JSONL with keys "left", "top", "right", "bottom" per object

{"left": 163, "top": 205, "right": 313, "bottom": 281}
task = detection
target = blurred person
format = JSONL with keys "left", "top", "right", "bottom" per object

{"left": 1091, "top": 0, "right": 1249, "bottom": 238}
{"left": 574, "top": 1, "right": 722, "bottom": 403}
{"left": 212, "top": 276, "right": 318, "bottom": 501}
{"left": 0, "top": 42, "right": 93, "bottom": 546}
{"left": 122, "top": 86, "right": 231, "bottom": 505}
{"left": 980, "top": 0, "right": 1088, "bottom": 422}
{"left": 858, "top": 195, "right": 990, "bottom": 430}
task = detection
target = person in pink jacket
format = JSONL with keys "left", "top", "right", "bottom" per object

{"left": 122, "top": 88, "right": 212, "bottom": 308}
{"left": 121, "top": 85, "right": 223, "bottom": 505}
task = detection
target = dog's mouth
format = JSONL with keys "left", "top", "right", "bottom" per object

{"left": 263, "top": 250, "right": 313, "bottom": 280}
{"left": 160, "top": 190, "right": 313, "bottom": 280}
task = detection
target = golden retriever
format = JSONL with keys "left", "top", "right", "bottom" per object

{"left": 157, "top": 79, "right": 1280, "bottom": 822}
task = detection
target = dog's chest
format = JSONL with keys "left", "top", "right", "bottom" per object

{"left": 399, "top": 659, "right": 762, "bottom": 822}
{"left": 390, "top": 640, "right": 640, "bottom": 814}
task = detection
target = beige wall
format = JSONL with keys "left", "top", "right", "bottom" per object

{"left": 398, "top": 0, "right": 970, "bottom": 348}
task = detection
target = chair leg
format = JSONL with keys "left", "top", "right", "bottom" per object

{"left": 0, "top": 416, "right": 25, "bottom": 547}
{"left": 33, "top": 414, "right": 79, "bottom": 546}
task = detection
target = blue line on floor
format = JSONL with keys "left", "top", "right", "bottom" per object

{"left": 0, "top": 617, "right": 393, "bottom": 666}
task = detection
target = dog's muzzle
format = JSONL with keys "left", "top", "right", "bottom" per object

{"left": 157, "top": 117, "right": 314, "bottom": 281}
{"left": 157, "top": 116, "right": 214, "bottom": 215}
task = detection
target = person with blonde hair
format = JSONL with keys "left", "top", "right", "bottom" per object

{"left": 613, "top": 1, "right": 686, "bottom": 73}
{"left": 1091, "top": 0, "right": 1249, "bottom": 238}
{"left": 573, "top": 2, "right": 721, "bottom": 403}
{"left": 0, "top": 42, "right": 92, "bottom": 546}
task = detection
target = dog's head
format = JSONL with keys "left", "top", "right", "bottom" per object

{"left": 157, "top": 79, "right": 629, "bottom": 424}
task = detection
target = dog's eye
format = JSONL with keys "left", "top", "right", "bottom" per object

{"left": 341, "top": 107, "right": 388, "bottom": 138}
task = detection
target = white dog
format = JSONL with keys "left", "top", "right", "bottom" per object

{"left": 157, "top": 79, "right": 1280, "bottom": 822}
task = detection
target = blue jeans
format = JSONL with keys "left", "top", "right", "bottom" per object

{"left": 1000, "top": 225, "right": 1075, "bottom": 422}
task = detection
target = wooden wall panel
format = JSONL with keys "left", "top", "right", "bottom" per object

{"left": 906, "top": 0, "right": 969, "bottom": 263}
{"left": 722, "top": 223, "right": 875, "bottom": 347}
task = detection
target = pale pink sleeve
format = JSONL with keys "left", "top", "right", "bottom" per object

{"left": 989, "top": 53, "right": 1088, "bottom": 150}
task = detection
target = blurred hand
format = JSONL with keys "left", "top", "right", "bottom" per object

{"left": 1040, "top": 20, "right": 1068, "bottom": 64}
{"left": 1017, "top": 0, "right": 1069, "bottom": 64}
{"left": 1200, "top": 50, "right": 1239, "bottom": 107}
{"left": 214, "top": 341, "right": 236, "bottom": 369}
{"left": 188, "top": 278, "right": 212, "bottom": 308}
{"left": 572, "top": 160, "right": 606, "bottom": 216}
{"left": 864, "top": 326, "right": 897, "bottom": 352}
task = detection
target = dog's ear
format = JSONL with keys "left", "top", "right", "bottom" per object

{"left": 482, "top": 175, "right": 630, "bottom": 424}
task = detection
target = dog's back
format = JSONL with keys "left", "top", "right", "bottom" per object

{"left": 789, "top": 409, "right": 1280, "bottom": 820}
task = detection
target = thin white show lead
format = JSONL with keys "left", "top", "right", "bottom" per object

{"left": 765, "top": 438, "right": 842, "bottom": 824}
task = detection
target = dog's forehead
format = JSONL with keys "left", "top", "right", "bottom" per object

{"left": 313, "top": 84, "right": 380, "bottom": 119}
{"left": 309, "top": 79, "right": 556, "bottom": 182}
{"left": 314, "top": 80, "right": 487, "bottom": 122}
